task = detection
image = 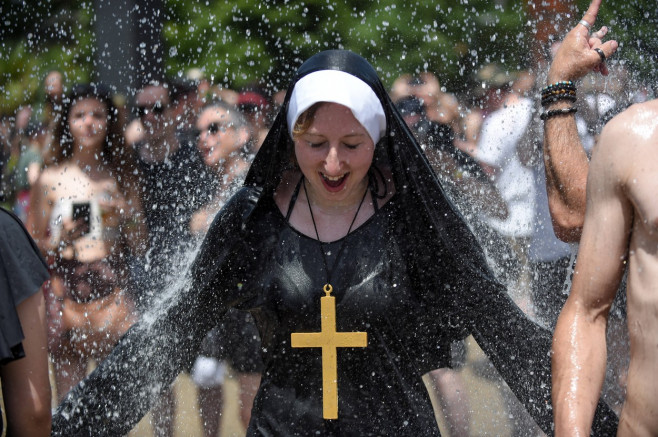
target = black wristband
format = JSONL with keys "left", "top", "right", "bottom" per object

{"left": 541, "top": 94, "right": 577, "bottom": 106}
{"left": 540, "top": 107, "right": 577, "bottom": 121}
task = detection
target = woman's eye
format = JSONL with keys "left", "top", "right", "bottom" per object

{"left": 344, "top": 143, "right": 360, "bottom": 150}
{"left": 308, "top": 141, "right": 325, "bottom": 148}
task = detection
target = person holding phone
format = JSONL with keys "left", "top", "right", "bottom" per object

{"left": 27, "top": 83, "right": 144, "bottom": 402}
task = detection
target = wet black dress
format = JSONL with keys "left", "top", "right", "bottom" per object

{"left": 242, "top": 191, "right": 446, "bottom": 435}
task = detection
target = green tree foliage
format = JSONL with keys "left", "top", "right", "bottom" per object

{"left": 163, "top": 0, "right": 528, "bottom": 92}
{"left": 1, "top": 0, "right": 656, "bottom": 114}
{"left": 0, "top": 0, "right": 95, "bottom": 115}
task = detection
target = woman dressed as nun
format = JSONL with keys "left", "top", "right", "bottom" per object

{"left": 53, "top": 50, "right": 617, "bottom": 436}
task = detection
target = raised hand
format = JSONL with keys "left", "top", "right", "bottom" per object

{"left": 548, "top": 0, "right": 619, "bottom": 84}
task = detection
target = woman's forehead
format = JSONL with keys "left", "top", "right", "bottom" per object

{"left": 198, "top": 106, "right": 235, "bottom": 125}
{"left": 71, "top": 97, "right": 106, "bottom": 112}
{"left": 303, "top": 103, "right": 369, "bottom": 136}
{"left": 200, "top": 106, "right": 229, "bottom": 118}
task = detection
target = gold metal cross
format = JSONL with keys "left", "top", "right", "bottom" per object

{"left": 291, "top": 284, "right": 368, "bottom": 419}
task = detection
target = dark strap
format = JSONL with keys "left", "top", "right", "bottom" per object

{"left": 285, "top": 176, "right": 304, "bottom": 222}
{"left": 370, "top": 187, "right": 379, "bottom": 213}
{"left": 369, "top": 166, "right": 388, "bottom": 213}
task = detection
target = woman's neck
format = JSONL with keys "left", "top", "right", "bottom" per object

{"left": 141, "top": 129, "right": 180, "bottom": 163}
{"left": 70, "top": 143, "right": 107, "bottom": 175}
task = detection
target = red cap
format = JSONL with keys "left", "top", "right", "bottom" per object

{"left": 237, "top": 91, "right": 269, "bottom": 109}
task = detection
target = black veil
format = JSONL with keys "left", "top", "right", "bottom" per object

{"left": 246, "top": 50, "right": 496, "bottom": 287}
{"left": 52, "top": 50, "right": 617, "bottom": 436}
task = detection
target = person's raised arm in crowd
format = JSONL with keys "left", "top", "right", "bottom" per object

{"left": 542, "top": 0, "right": 617, "bottom": 242}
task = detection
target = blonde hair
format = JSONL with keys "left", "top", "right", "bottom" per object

{"left": 291, "top": 102, "right": 323, "bottom": 139}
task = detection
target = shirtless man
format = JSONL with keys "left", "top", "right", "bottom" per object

{"left": 549, "top": 3, "right": 658, "bottom": 433}
{"left": 552, "top": 98, "right": 658, "bottom": 436}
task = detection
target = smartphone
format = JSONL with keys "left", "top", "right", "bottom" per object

{"left": 72, "top": 202, "right": 91, "bottom": 236}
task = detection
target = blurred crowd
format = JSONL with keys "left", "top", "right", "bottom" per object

{"left": 0, "top": 55, "right": 650, "bottom": 436}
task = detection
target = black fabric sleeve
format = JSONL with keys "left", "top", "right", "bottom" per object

{"left": 51, "top": 188, "right": 262, "bottom": 436}
{"left": 0, "top": 207, "right": 49, "bottom": 365}
{"left": 462, "top": 277, "right": 619, "bottom": 436}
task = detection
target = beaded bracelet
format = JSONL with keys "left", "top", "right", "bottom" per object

{"left": 541, "top": 80, "right": 576, "bottom": 95}
{"left": 541, "top": 80, "right": 577, "bottom": 107}
{"left": 541, "top": 87, "right": 576, "bottom": 98}
{"left": 540, "top": 106, "right": 577, "bottom": 121}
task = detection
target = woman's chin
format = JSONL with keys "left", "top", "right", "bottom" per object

{"left": 204, "top": 154, "right": 225, "bottom": 168}
{"left": 204, "top": 157, "right": 218, "bottom": 167}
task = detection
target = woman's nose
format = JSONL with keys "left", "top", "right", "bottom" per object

{"left": 198, "top": 130, "right": 208, "bottom": 143}
{"left": 324, "top": 146, "right": 341, "bottom": 174}
{"left": 82, "top": 114, "right": 96, "bottom": 128}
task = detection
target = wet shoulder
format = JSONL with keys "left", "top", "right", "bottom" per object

{"left": 601, "top": 101, "right": 658, "bottom": 150}
{"left": 595, "top": 101, "right": 658, "bottom": 182}
{"left": 594, "top": 101, "right": 658, "bottom": 235}
{"left": 39, "top": 164, "right": 65, "bottom": 183}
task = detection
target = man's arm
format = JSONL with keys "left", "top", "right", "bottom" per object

{"left": 0, "top": 290, "right": 52, "bottom": 436}
{"left": 543, "top": 101, "right": 589, "bottom": 242}
{"left": 551, "top": 115, "right": 632, "bottom": 435}
{"left": 26, "top": 172, "right": 53, "bottom": 255}
{"left": 543, "top": 0, "right": 618, "bottom": 242}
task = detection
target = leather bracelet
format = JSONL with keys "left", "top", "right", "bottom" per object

{"left": 540, "top": 107, "right": 577, "bottom": 121}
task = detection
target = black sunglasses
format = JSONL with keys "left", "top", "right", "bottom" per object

{"left": 135, "top": 102, "right": 167, "bottom": 118}
{"left": 201, "top": 122, "right": 232, "bottom": 134}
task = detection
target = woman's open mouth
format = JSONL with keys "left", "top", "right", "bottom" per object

{"left": 320, "top": 172, "right": 349, "bottom": 192}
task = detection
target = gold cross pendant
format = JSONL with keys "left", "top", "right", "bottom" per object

{"left": 290, "top": 284, "right": 368, "bottom": 419}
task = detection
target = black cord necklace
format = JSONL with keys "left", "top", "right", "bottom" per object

{"left": 291, "top": 178, "right": 371, "bottom": 420}
{"left": 304, "top": 178, "right": 369, "bottom": 292}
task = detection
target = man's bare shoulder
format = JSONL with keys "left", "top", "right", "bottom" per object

{"left": 594, "top": 100, "right": 658, "bottom": 169}
{"left": 601, "top": 100, "right": 658, "bottom": 146}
